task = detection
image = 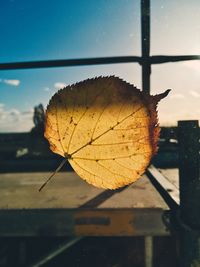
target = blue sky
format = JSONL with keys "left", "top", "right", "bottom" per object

{"left": 0, "top": 0, "right": 200, "bottom": 131}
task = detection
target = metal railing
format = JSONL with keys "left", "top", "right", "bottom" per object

{"left": 0, "top": 0, "right": 200, "bottom": 95}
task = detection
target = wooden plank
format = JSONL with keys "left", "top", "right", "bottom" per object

{"left": 0, "top": 173, "right": 167, "bottom": 210}
{"left": 74, "top": 176, "right": 169, "bottom": 236}
{"left": 147, "top": 166, "right": 179, "bottom": 207}
{"left": 99, "top": 175, "right": 168, "bottom": 209}
{"left": 0, "top": 172, "right": 103, "bottom": 209}
{"left": 159, "top": 168, "right": 179, "bottom": 189}
{"left": 0, "top": 172, "right": 169, "bottom": 236}
{"left": 78, "top": 174, "right": 168, "bottom": 236}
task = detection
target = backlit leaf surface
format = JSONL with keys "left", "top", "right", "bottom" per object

{"left": 45, "top": 77, "right": 169, "bottom": 189}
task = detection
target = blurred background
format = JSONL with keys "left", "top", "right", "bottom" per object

{"left": 0, "top": 0, "right": 199, "bottom": 266}
{"left": 1, "top": 0, "right": 199, "bottom": 171}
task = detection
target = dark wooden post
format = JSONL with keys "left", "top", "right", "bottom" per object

{"left": 178, "top": 120, "right": 200, "bottom": 267}
{"left": 141, "top": 0, "right": 151, "bottom": 94}
{"left": 141, "top": 2, "right": 153, "bottom": 266}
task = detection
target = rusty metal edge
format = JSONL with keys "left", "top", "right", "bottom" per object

{"left": 0, "top": 208, "right": 169, "bottom": 237}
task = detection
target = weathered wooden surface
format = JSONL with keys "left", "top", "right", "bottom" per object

{"left": 148, "top": 166, "right": 179, "bottom": 208}
{"left": 0, "top": 172, "right": 103, "bottom": 209}
{"left": 0, "top": 172, "right": 169, "bottom": 236}
{"left": 99, "top": 177, "right": 167, "bottom": 209}
{"left": 0, "top": 172, "right": 167, "bottom": 210}
{"left": 159, "top": 169, "right": 179, "bottom": 189}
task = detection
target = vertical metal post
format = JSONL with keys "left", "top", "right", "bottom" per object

{"left": 141, "top": 2, "right": 152, "bottom": 265}
{"left": 145, "top": 236, "right": 153, "bottom": 267}
{"left": 141, "top": 0, "right": 151, "bottom": 94}
{"left": 178, "top": 120, "right": 200, "bottom": 267}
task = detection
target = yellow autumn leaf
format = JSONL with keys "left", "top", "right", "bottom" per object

{"left": 44, "top": 76, "right": 170, "bottom": 189}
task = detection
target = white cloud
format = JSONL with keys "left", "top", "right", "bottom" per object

{"left": 44, "top": 87, "right": 50, "bottom": 92}
{"left": 189, "top": 90, "right": 200, "bottom": 98}
{"left": 183, "top": 61, "right": 200, "bottom": 72}
{"left": 1, "top": 79, "right": 20, "bottom": 86}
{"left": 54, "top": 82, "right": 66, "bottom": 90}
{"left": 159, "top": 110, "right": 200, "bottom": 126}
{"left": 0, "top": 104, "right": 34, "bottom": 132}
{"left": 0, "top": 103, "right": 5, "bottom": 109}
{"left": 170, "top": 93, "right": 185, "bottom": 99}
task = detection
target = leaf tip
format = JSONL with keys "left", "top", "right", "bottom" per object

{"left": 163, "top": 89, "right": 171, "bottom": 97}
{"left": 152, "top": 88, "right": 171, "bottom": 103}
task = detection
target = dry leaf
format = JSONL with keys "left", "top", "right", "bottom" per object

{"left": 44, "top": 76, "right": 170, "bottom": 189}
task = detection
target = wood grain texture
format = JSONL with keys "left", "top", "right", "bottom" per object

{"left": 0, "top": 172, "right": 103, "bottom": 209}
{"left": 0, "top": 172, "right": 167, "bottom": 210}
{"left": 0, "top": 172, "right": 169, "bottom": 236}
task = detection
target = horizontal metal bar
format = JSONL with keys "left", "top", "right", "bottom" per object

{"left": 0, "top": 56, "right": 141, "bottom": 70}
{"left": 75, "top": 209, "right": 169, "bottom": 236}
{"left": 0, "top": 55, "right": 200, "bottom": 71}
{"left": 0, "top": 208, "right": 169, "bottom": 237}
{"left": 151, "top": 55, "right": 200, "bottom": 64}
{"left": 147, "top": 165, "right": 179, "bottom": 210}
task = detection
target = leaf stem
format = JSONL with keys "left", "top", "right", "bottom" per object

{"left": 38, "top": 158, "right": 67, "bottom": 192}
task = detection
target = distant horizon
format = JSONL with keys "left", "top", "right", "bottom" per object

{"left": 0, "top": 96, "right": 197, "bottom": 133}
